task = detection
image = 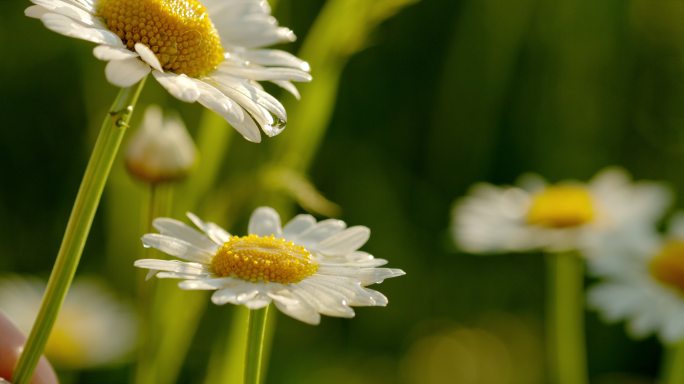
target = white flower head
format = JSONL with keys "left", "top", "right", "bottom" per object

{"left": 587, "top": 214, "right": 684, "bottom": 344}
{"left": 134, "top": 207, "right": 405, "bottom": 325}
{"left": 125, "top": 104, "right": 196, "bottom": 183}
{"left": 26, "top": 0, "right": 312, "bottom": 142}
{"left": 0, "top": 276, "right": 138, "bottom": 369}
{"left": 451, "top": 167, "right": 670, "bottom": 254}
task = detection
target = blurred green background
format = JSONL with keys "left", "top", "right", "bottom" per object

{"left": 2, "top": 0, "right": 684, "bottom": 383}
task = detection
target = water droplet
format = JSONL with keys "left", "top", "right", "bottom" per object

{"left": 263, "top": 117, "right": 287, "bottom": 137}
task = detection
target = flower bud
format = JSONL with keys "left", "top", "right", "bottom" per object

{"left": 125, "top": 105, "right": 197, "bottom": 184}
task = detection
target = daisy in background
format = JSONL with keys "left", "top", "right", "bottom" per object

{"left": 134, "top": 207, "right": 405, "bottom": 325}
{"left": 587, "top": 214, "right": 684, "bottom": 343}
{"left": 0, "top": 276, "right": 138, "bottom": 369}
{"left": 451, "top": 167, "right": 670, "bottom": 254}
{"left": 25, "top": 0, "right": 312, "bottom": 142}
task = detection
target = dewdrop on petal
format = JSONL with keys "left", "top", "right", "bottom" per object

{"left": 125, "top": 105, "right": 197, "bottom": 184}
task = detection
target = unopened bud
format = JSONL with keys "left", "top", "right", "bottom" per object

{"left": 125, "top": 105, "right": 197, "bottom": 184}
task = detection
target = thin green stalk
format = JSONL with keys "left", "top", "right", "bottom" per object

{"left": 662, "top": 340, "right": 684, "bottom": 384}
{"left": 245, "top": 306, "right": 270, "bottom": 384}
{"left": 135, "top": 183, "right": 175, "bottom": 384}
{"left": 546, "top": 251, "right": 588, "bottom": 384}
{"left": 12, "top": 78, "right": 147, "bottom": 383}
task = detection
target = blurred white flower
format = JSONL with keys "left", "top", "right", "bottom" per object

{"left": 451, "top": 167, "right": 670, "bottom": 254}
{"left": 134, "top": 207, "right": 405, "bottom": 325}
{"left": 126, "top": 104, "right": 196, "bottom": 183}
{"left": 587, "top": 214, "right": 684, "bottom": 344}
{"left": 25, "top": 0, "right": 312, "bottom": 142}
{"left": 0, "top": 276, "right": 137, "bottom": 369}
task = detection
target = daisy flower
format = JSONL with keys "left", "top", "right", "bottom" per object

{"left": 0, "top": 276, "right": 138, "bottom": 369}
{"left": 451, "top": 167, "right": 670, "bottom": 254}
{"left": 125, "top": 104, "right": 196, "bottom": 183}
{"left": 587, "top": 214, "right": 684, "bottom": 343}
{"left": 25, "top": 0, "right": 312, "bottom": 142}
{"left": 134, "top": 207, "right": 405, "bottom": 325}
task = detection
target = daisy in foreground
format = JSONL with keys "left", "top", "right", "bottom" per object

{"left": 26, "top": 0, "right": 312, "bottom": 142}
{"left": 135, "top": 207, "right": 405, "bottom": 324}
{"left": 451, "top": 167, "right": 670, "bottom": 254}
{"left": 588, "top": 214, "right": 684, "bottom": 343}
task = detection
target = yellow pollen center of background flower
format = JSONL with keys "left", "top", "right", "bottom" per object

{"left": 45, "top": 319, "right": 87, "bottom": 368}
{"left": 526, "top": 185, "right": 595, "bottom": 228}
{"left": 97, "top": 0, "right": 224, "bottom": 77}
{"left": 649, "top": 241, "right": 684, "bottom": 295}
{"left": 212, "top": 235, "right": 319, "bottom": 284}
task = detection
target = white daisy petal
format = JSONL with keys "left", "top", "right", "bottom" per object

{"left": 135, "top": 43, "right": 163, "bottom": 72}
{"left": 317, "top": 226, "right": 371, "bottom": 255}
{"left": 133, "top": 259, "right": 209, "bottom": 277}
{"left": 192, "top": 81, "right": 261, "bottom": 142}
{"left": 248, "top": 207, "right": 283, "bottom": 237}
{"left": 194, "top": 80, "right": 246, "bottom": 122}
{"left": 152, "top": 218, "right": 218, "bottom": 253}
{"left": 243, "top": 296, "right": 272, "bottom": 310}
{"left": 212, "top": 78, "right": 274, "bottom": 127}
{"left": 297, "top": 219, "right": 347, "bottom": 247}
{"left": 228, "top": 111, "right": 262, "bottom": 143}
{"left": 217, "top": 65, "right": 311, "bottom": 82}
{"left": 271, "top": 291, "right": 321, "bottom": 325}
{"left": 25, "top": 5, "right": 50, "bottom": 19}
{"left": 186, "top": 213, "right": 231, "bottom": 245}
{"left": 211, "top": 286, "right": 261, "bottom": 305}
{"left": 40, "top": 12, "right": 122, "bottom": 47}
{"left": 93, "top": 45, "right": 138, "bottom": 61}
{"left": 179, "top": 278, "right": 238, "bottom": 290}
{"left": 153, "top": 72, "right": 201, "bottom": 102}
{"left": 272, "top": 80, "right": 301, "bottom": 99}
{"left": 283, "top": 214, "right": 317, "bottom": 239}
{"left": 318, "top": 266, "right": 405, "bottom": 285}
{"left": 33, "top": 0, "right": 102, "bottom": 27}
{"left": 141, "top": 234, "right": 213, "bottom": 264}
{"left": 105, "top": 58, "right": 151, "bottom": 87}
{"left": 292, "top": 283, "right": 355, "bottom": 318}
{"left": 240, "top": 49, "right": 311, "bottom": 72}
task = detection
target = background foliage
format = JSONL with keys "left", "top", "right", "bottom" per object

{"left": 2, "top": 0, "right": 683, "bottom": 382}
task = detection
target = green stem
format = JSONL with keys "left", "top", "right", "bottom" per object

{"left": 12, "top": 79, "right": 147, "bottom": 384}
{"left": 663, "top": 340, "right": 684, "bottom": 384}
{"left": 135, "top": 183, "right": 175, "bottom": 384}
{"left": 245, "top": 306, "right": 270, "bottom": 384}
{"left": 546, "top": 251, "right": 588, "bottom": 384}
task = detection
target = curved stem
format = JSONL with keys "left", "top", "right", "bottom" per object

{"left": 12, "top": 79, "right": 147, "bottom": 384}
{"left": 546, "top": 251, "right": 588, "bottom": 384}
{"left": 663, "top": 340, "right": 684, "bottom": 384}
{"left": 245, "top": 306, "right": 270, "bottom": 384}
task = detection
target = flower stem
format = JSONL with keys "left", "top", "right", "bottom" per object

{"left": 245, "top": 306, "right": 270, "bottom": 384}
{"left": 663, "top": 340, "right": 684, "bottom": 384}
{"left": 546, "top": 251, "right": 588, "bottom": 384}
{"left": 12, "top": 79, "right": 147, "bottom": 384}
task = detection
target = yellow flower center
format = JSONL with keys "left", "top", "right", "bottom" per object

{"left": 212, "top": 235, "right": 319, "bottom": 284}
{"left": 45, "top": 316, "right": 88, "bottom": 368}
{"left": 650, "top": 241, "right": 684, "bottom": 295}
{"left": 526, "top": 185, "right": 595, "bottom": 228}
{"left": 97, "top": 0, "right": 224, "bottom": 77}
